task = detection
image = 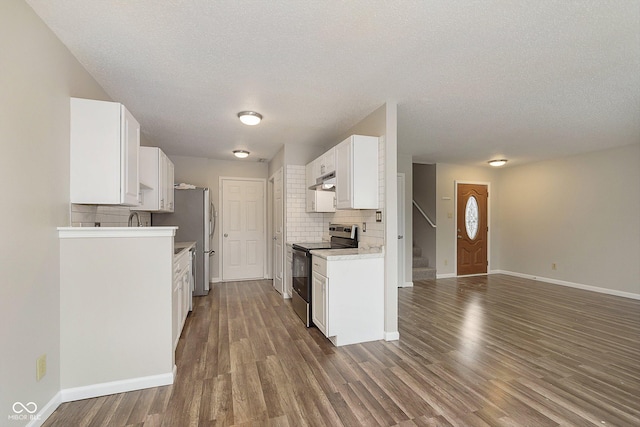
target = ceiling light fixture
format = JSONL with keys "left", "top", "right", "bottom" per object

{"left": 237, "top": 111, "right": 262, "bottom": 126}
{"left": 488, "top": 159, "right": 508, "bottom": 167}
{"left": 233, "top": 150, "right": 250, "bottom": 159}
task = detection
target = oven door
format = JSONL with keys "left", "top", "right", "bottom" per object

{"left": 292, "top": 247, "right": 310, "bottom": 301}
{"left": 292, "top": 247, "right": 311, "bottom": 326}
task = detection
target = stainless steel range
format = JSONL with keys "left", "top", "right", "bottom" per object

{"left": 291, "top": 224, "right": 358, "bottom": 327}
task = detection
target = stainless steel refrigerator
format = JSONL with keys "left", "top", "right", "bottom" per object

{"left": 152, "top": 187, "right": 215, "bottom": 296}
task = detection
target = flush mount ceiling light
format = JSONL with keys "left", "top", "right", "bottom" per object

{"left": 237, "top": 111, "right": 262, "bottom": 126}
{"left": 488, "top": 159, "right": 508, "bottom": 167}
{"left": 233, "top": 150, "right": 250, "bottom": 159}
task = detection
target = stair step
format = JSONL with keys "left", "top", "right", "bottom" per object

{"left": 412, "top": 246, "right": 422, "bottom": 257}
{"left": 413, "top": 267, "right": 436, "bottom": 281}
{"left": 412, "top": 256, "right": 430, "bottom": 268}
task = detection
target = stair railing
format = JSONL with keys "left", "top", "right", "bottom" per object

{"left": 412, "top": 200, "right": 436, "bottom": 228}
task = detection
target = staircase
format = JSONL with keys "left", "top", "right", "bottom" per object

{"left": 413, "top": 245, "right": 436, "bottom": 281}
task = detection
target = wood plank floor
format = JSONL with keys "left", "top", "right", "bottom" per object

{"left": 44, "top": 275, "right": 640, "bottom": 426}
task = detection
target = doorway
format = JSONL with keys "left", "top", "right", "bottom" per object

{"left": 270, "top": 169, "right": 284, "bottom": 294}
{"left": 456, "top": 182, "right": 489, "bottom": 276}
{"left": 220, "top": 178, "right": 266, "bottom": 281}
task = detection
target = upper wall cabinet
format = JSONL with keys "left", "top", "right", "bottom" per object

{"left": 305, "top": 161, "right": 335, "bottom": 212}
{"left": 135, "top": 147, "right": 175, "bottom": 212}
{"left": 318, "top": 147, "right": 336, "bottom": 177}
{"left": 335, "top": 135, "right": 379, "bottom": 209}
{"left": 70, "top": 98, "right": 140, "bottom": 206}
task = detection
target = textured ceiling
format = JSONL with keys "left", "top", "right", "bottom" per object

{"left": 26, "top": 0, "right": 640, "bottom": 167}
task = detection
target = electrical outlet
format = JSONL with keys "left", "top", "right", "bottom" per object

{"left": 552, "top": 263, "right": 557, "bottom": 270}
{"left": 362, "top": 222, "right": 366, "bottom": 232}
{"left": 36, "top": 354, "right": 46, "bottom": 381}
{"left": 444, "top": 259, "right": 448, "bottom": 266}
{"left": 447, "top": 212, "right": 453, "bottom": 219}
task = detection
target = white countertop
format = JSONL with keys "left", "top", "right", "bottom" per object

{"left": 58, "top": 226, "right": 177, "bottom": 238}
{"left": 310, "top": 247, "right": 384, "bottom": 260}
{"left": 174, "top": 241, "right": 196, "bottom": 256}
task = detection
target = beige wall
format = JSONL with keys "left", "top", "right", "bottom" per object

{"left": 169, "top": 155, "right": 269, "bottom": 280}
{"left": 413, "top": 163, "right": 437, "bottom": 270}
{"left": 0, "top": 0, "right": 112, "bottom": 421}
{"left": 497, "top": 144, "right": 640, "bottom": 295}
{"left": 398, "top": 153, "right": 413, "bottom": 285}
{"left": 436, "top": 163, "right": 500, "bottom": 276}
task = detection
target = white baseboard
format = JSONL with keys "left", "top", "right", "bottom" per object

{"left": 384, "top": 331, "right": 400, "bottom": 341}
{"left": 401, "top": 281, "right": 414, "bottom": 288}
{"left": 26, "top": 391, "right": 61, "bottom": 427}
{"left": 494, "top": 270, "right": 640, "bottom": 300}
{"left": 210, "top": 277, "right": 221, "bottom": 283}
{"left": 60, "top": 370, "right": 174, "bottom": 403}
{"left": 436, "top": 273, "right": 456, "bottom": 279}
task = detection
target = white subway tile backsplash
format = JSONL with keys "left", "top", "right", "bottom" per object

{"left": 70, "top": 204, "right": 151, "bottom": 227}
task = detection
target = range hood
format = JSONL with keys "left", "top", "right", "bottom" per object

{"left": 308, "top": 171, "right": 336, "bottom": 191}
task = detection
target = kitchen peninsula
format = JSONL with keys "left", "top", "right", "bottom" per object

{"left": 57, "top": 226, "right": 177, "bottom": 401}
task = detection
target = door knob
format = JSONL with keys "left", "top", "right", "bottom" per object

{"left": 224, "top": 233, "right": 228, "bottom": 237}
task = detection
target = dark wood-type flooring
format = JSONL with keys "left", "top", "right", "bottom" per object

{"left": 44, "top": 275, "right": 640, "bottom": 426}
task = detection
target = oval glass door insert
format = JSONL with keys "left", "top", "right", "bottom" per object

{"left": 465, "top": 196, "right": 479, "bottom": 240}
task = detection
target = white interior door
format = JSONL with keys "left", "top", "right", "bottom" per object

{"left": 272, "top": 169, "right": 284, "bottom": 294}
{"left": 222, "top": 179, "right": 265, "bottom": 281}
{"left": 397, "top": 173, "right": 406, "bottom": 287}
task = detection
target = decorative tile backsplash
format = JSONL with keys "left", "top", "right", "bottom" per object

{"left": 285, "top": 138, "right": 385, "bottom": 249}
{"left": 70, "top": 204, "right": 151, "bottom": 227}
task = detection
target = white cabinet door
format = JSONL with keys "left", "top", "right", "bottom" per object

{"left": 311, "top": 271, "right": 328, "bottom": 335}
{"left": 135, "top": 147, "right": 174, "bottom": 212}
{"left": 320, "top": 147, "right": 336, "bottom": 176}
{"left": 166, "top": 158, "right": 174, "bottom": 212}
{"left": 335, "top": 135, "right": 379, "bottom": 209}
{"left": 70, "top": 98, "right": 140, "bottom": 206}
{"left": 121, "top": 107, "right": 140, "bottom": 206}
{"left": 172, "top": 269, "right": 181, "bottom": 350}
{"left": 306, "top": 190, "right": 336, "bottom": 213}
{"left": 335, "top": 138, "right": 352, "bottom": 209}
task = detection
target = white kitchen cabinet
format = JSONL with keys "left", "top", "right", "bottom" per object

{"left": 318, "top": 147, "right": 336, "bottom": 177}
{"left": 305, "top": 159, "right": 336, "bottom": 212}
{"left": 70, "top": 97, "right": 140, "bottom": 206}
{"left": 335, "top": 135, "right": 379, "bottom": 209}
{"left": 311, "top": 253, "right": 384, "bottom": 346}
{"left": 311, "top": 270, "right": 328, "bottom": 336}
{"left": 136, "top": 147, "right": 174, "bottom": 212}
{"left": 173, "top": 247, "right": 192, "bottom": 350}
{"left": 306, "top": 190, "right": 336, "bottom": 213}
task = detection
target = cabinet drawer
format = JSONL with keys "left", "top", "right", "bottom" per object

{"left": 312, "top": 256, "right": 327, "bottom": 277}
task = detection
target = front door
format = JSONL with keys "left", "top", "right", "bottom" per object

{"left": 222, "top": 179, "right": 265, "bottom": 280}
{"left": 456, "top": 183, "right": 488, "bottom": 276}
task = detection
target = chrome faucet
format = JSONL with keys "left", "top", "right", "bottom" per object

{"left": 128, "top": 211, "right": 141, "bottom": 227}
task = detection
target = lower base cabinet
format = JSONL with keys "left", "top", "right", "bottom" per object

{"left": 172, "top": 248, "right": 192, "bottom": 350}
{"left": 311, "top": 254, "right": 384, "bottom": 346}
{"left": 311, "top": 271, "right": 328, "bottom": 335}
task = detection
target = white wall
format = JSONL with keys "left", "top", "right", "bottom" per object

{"left": 497, "top": 144, "right": 640, "bottom": 295}
{"left": 436, "top": 164, "right": 500, "bottom": 277}
{"left": 0, "top": 0, "right": 113, "bottom": 423}
{"left": 168, "top": 155, "right": 269, "bottom": 280}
